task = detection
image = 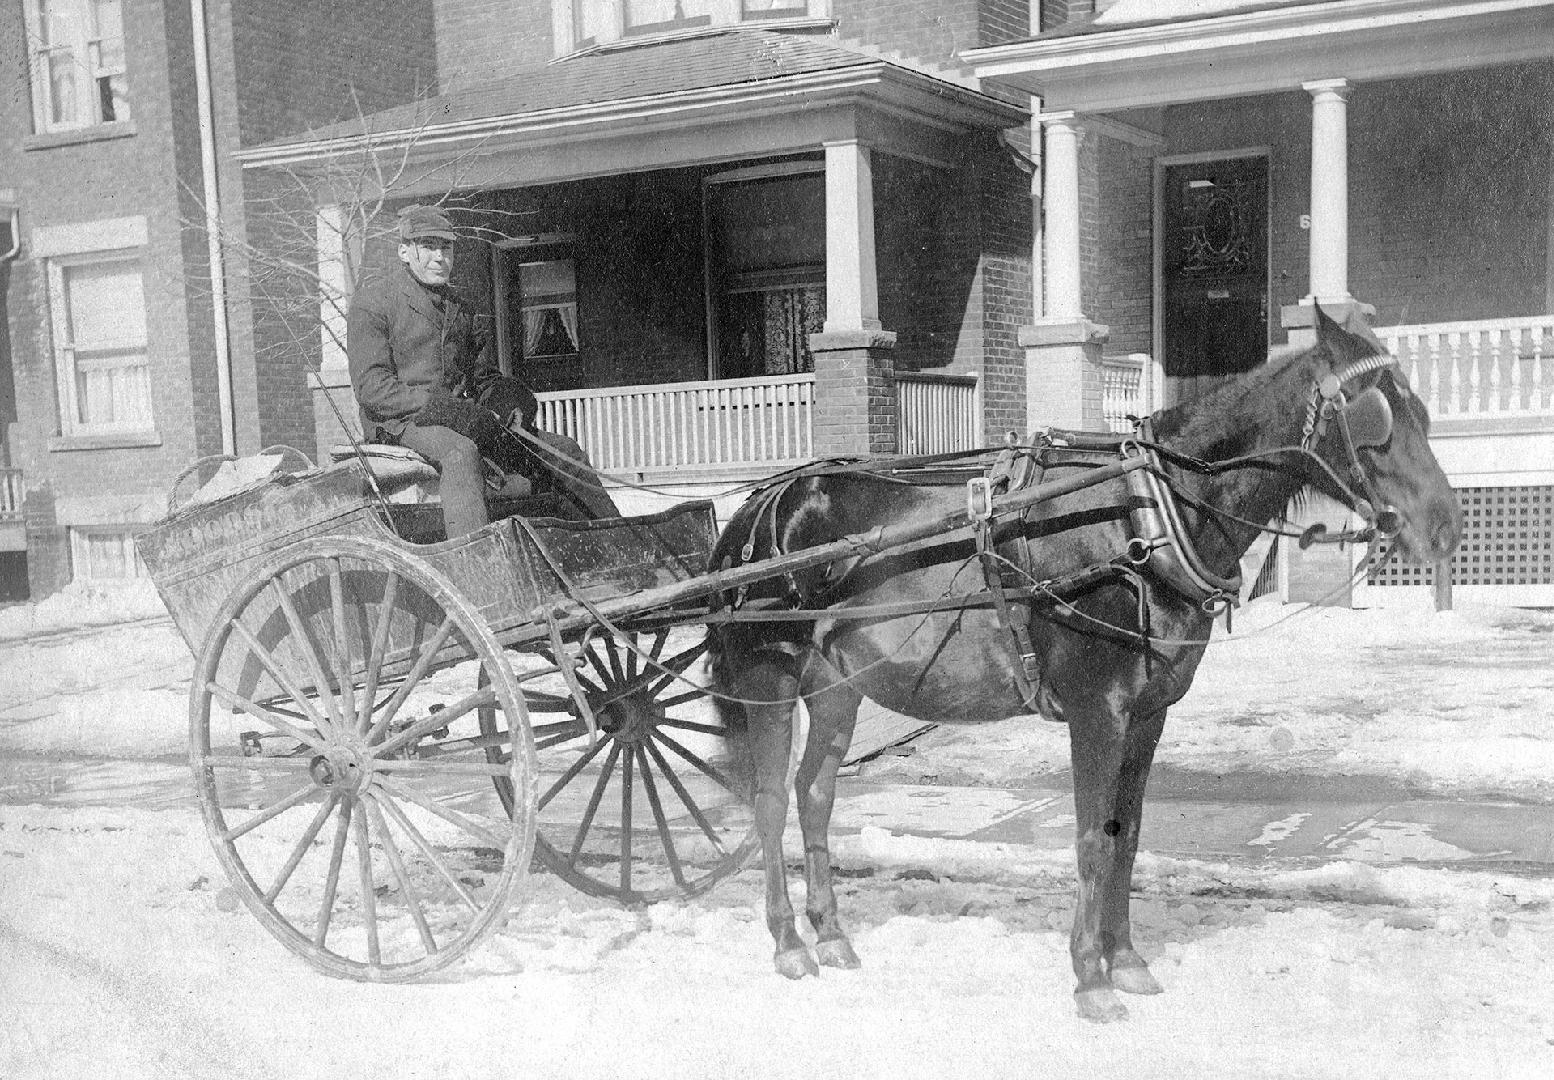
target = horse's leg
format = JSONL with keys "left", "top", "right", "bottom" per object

{"left": 739, "top": 657, "right": 816, "bottom": 979}
{"left": 1067, "top": 711, "right": 1133, "bottom": 1023}
{"left": 794, "top": 658, "right": 862, "bottom": 970}
{"left": 1101, "top": 708, "right": 1167, "bottom": 997}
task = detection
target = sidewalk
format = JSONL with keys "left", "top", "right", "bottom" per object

{"left": 4, "top": 753, "right": 1551, "bottom": 871}
{"left": 828, "top": 776, "right": 1554, "bottom": 871}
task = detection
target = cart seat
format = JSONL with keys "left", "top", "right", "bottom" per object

{"left": 329, "top": 443, "right": 538, "bottom": 503}
{"left": 329, "top": 443, "right": 440, "bottom": 499}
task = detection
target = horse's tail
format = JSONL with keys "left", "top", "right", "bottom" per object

{"left": 705, "top": 625, "right": 758, "bottom": 803}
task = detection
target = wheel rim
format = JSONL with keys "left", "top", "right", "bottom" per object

{"left": 190, "top": 536, "right": 538, "bottom": 982}
{"left": 481, "top": 625, "right": 757, "bottom": 905}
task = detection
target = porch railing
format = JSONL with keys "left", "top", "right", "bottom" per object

{"left": 896, "top": 371, "right": 980, "bottom": 454}
{"left": 536, "top": 373, "right": 815, "bottom": 473}
{"left": 0, "top": 469, "right": 21, "bottom": 522}
{"left": 1376, "top": 315, "right": 1554, "bottom": 419}
{"left": 1101, "top": 353, "right": 1163, "bottom": 432}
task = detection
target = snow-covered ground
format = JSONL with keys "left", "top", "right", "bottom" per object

{"left": 2, "top": 587, "right": 1552, "bottom": 1078}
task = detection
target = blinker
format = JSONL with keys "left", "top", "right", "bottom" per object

{"left": 1341, "top": 386, "right": 1393, "bottom": 448}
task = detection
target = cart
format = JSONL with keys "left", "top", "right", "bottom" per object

{"left": 139, "top": 444, "right": 1147, "bottom": 982}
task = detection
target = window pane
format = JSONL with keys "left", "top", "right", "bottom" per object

{"left": 73, "top": 528, "right": 146, "bottom": 581}
{"left": 91, "top": 0, "right": 124, "bottom": 44}
{"left": 64, "top": 261, "right": 146, "bottom": 346}
{"left": 743, "top": 0, "right": 809, "bottom": 16}
{"left": 47, "top": 49, "right": 80, "bottom": 125}
{"left": 39, "top": 0, "right": 83, "bottom": 46}
{"left": 74, "top": 351, "right": 152, "bottom": 427}
{"left": 625, "top": 0, "right": 714, "bottom": 29}
{"left": 518, "top": 259, "right": 575, "bottom": 301}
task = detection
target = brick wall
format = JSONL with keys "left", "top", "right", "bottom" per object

{"left": 1161, "top": 63, "right": 1553, "bottom": 339}
{"left": 1347, "top": 64, "right": 1554, "bottom": 326}
{"left": 433, "top": 0, "right": 553, "bottom": 89}
{"left": 230, "top": 0, "right": 437, "bottom": 145}
{"left": 1090, "top": 134, "right": 1153, "bottom": 355}
{"left": 1, "top": 0, "right": 213, "bottom": 595}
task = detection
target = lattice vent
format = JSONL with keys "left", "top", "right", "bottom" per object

{"left": 1368, "top": 485, "right": 1554, "bottom": 586}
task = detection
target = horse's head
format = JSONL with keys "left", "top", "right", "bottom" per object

{"left": 1301, "top": 305, "right": 1461, "bottom": 563}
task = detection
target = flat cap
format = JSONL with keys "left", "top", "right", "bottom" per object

{"left": 398, "top": 204, "right": 457, "bottom": 242}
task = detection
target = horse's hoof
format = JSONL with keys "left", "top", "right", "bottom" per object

{"left": 815, "top": 937, "right": 861, "bottom": 969}
{"left": 775, "top": 947, "right": 819, "bottom": 980}
{"left": 1074, "top": 988, "right": 1129, "bottom": 1024}
{"left": 1109, "top": 963, "right": 1164, "bottom": 996}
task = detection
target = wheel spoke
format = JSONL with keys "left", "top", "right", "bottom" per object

{"left": 374, "top": 687, "right": 496, "bottom": 759}
{"left": 644, "top": 738, "right": 727, "bottom": 852}
{"left": 315, "top": 796, "right": 354, "bottom": 947}
{"left": 653, "top": 729, "right": 740, "bottom": 795}
{"left": 618, "top": 747, "right": 634, "bottom": 893}
{"left": 365, "top": 616, "right": 460, "bottom": 744}
{"left": 353, "top": 800, "right": 381, "bottom": 966}
{"left": 636, "top": 745, "right": 685, "bottom": 887}
{"left": 569, "top": 740, "right": 621, "bottom": 864}
{"left": 364, "top": 793, "right": 437, "bottom": 956}
{"left": 357, "top": 572, "right": 400, "bottom": 733}
{"left": 375, "top": 759, "right": 514, "bottom": 779}
{"left": 371, "top": 789, "right": 479, "bottom": 913}
{"left": 223, "top": 619, "right": 333, "bottom": 736}
{"left": 521, "top": 690, "right": 575, "bottom": 713}
{"left": 221, "top": 780, "right": 318, "bottom": 842}
{"left": 372, "top": 774, "right": 506, "bottom": 849}
{"left": 268, "top": 575, "right": 348, "bottom": 737}
{"left": 538, "top": 734, "right": 612, "bottom": 810}
{"left": 604, "top": 636, "right": 627, "bottom": 685}
{"left": 655, "top": 716, "right": 724, "bottom": 736}
{"left": 327, "top": 559, "right": 358, "bottom": 728}
{"left": 205, "top": 683, "right": 327, "bottom": 755}
{"left": 265, "top": 791, "right": 340, "bottom": 903}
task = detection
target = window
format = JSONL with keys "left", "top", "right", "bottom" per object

{"left": 517, "top": 259, "right": 579, "bottom": 359}
{"left": 741, "top": 0, "right": 809, "bottom": 18}
{"left": 563, "top": 1, "right": 820, "bottom": 51}
{"left": 707, "top": 168, "right": 826, "bottom": 379}
{"left": 25, "top": 0, "right": 130, "bottom": 132}
{"left": 69, "top": 526, "right": 148, "bottom": 582}
{"left": 47, "top": 254, "right": 154, "bottom": 436}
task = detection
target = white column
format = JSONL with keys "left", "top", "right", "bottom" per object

{"left": 1304, "top": 78, "right": 1353, "bottom": 304}
{"left": 1041, "top": 111, "right": 1084, "bottom": 320}
{"left": 822, "top": 139, "right": 881, "bottom": 333}
{"left": 317, "top": 203, "right": 353, "bottom": 371}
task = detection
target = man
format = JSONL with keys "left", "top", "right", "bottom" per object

{"left": 346, "top": 204, "right": 619, "bottom": 536}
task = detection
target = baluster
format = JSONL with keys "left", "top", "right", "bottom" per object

{"left": 1508, "top": 328, "right": 1524, "bottom": 413}
{"left": 1534, "top": 325, "right": 1549, "bottom": 412}
{"left": 1464, "top": 332, "right": 1481, "bottom": 414}
{"left": 1485, "top": 329, "right": 1503, "bottom": 414}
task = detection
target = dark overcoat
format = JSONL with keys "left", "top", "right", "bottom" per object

{"left": 346, "top": 266, "right": 533, "bottom": 439}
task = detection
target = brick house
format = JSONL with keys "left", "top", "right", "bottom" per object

{"left": 967, "top": 0, "right": 1554, "bottom": 605}
{"left": 238, "top": 1, "right": 1036, "bottom": 515}
{"left": 0, "top": 0, "right": 436, "bottom": 599}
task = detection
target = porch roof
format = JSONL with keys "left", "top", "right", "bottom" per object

{"left": 237, "top": 29, "right": 1027, "bottom": 191}
{"left": 964, "top": 0, "right": 1554, "bottom": 113}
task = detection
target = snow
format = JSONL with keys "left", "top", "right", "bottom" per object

{"left": 3, "top": 587, "right": 1554, "bottom": 1077}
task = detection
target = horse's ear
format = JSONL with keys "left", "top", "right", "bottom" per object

{"left": 1314, "top": 302, "right": 1386, "bottom": 365}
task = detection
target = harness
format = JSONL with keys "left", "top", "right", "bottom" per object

{"left": 725, "top": 354, "right": 1404, "bottom": 713}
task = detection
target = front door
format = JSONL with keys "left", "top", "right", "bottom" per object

{"left": 1161, "top": 155, "right": 1270, "bottom": 401}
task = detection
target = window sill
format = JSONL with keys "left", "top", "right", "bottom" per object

{"left": 49, "top": 431, "right": 162, "bottom": 451}
{"left": 23, "top": 122, "right": 138, "bottom": 152}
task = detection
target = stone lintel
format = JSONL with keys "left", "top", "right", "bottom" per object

{"left": 809, "top": 328, "right": 898, "bottom": 352}
{"left": 1018, "top": 318, "right": 1109, "bottom": 349}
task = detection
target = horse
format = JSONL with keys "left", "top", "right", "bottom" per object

{"left": 705, "top": 306, "right": 1461, "bottom": 1022}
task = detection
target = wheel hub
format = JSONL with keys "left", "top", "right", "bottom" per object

{"left": 598, "top": 693, "right": 660, "bottom": 745}
{"left": 310, "top": 743, "right": 369, "bottom": 791}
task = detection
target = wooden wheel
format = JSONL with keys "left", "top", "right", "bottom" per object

{"left": 481, "top": 625, "right": 758, "bottom": 905}
{"left": 190, "top": 535, "right": 538, "bottom": 981}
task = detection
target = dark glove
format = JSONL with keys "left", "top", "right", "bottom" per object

{"left": 410, "top": 392, "right": 506, "bottom": 452}
{"left": 476, "top": 377, "right": 539, "bottom": 431}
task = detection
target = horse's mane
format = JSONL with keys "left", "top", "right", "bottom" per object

{"left": 1147, "top": 343, "right": 1319, "bottom": 451}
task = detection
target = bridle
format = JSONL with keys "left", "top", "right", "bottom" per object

{"left": 1299, "top": 353, "right": 1403, "bottom": 540}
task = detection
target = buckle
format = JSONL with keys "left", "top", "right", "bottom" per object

{"left": 967, "top": 476, "right": 995, "bottom": 521}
